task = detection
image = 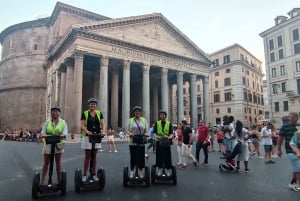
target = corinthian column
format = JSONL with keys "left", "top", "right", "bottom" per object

{"left": 122, "top": 60, "right": 130, "bottom": 130}
{"left": 59, "top": 65, "right": 66, "bottom": 117}
{"left": 64, "top": 58, "right": 74, "bottom": 132}
{"left": 142, "top": 64, "right": 150, "bottom": 123}
{"left": 190, "top": 74, "right": 197, "bottom": 128}
{"left": 73, "top": 52, "right": 84, "bottom": 133}
{"left": 177, "top": 71, "right": 184, "bottom": 122}
{"left": 161, "top": 68, "right": 169, "bottom": 112}
{"left": 99, "top": 56, "right": 109, "bottom": 125}
{"left": 111, "top": 66, "right": 119, "bottom": 129}
{"left": 203, "top": 76, "right": 210, "bottom": 123}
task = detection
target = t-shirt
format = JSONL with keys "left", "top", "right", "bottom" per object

{"left": 261, "top": 127, "right": 272, "bottom": 145}
{"left": 279, "top": 124, "right": 298, "bottom": 154}
{"left": 183, "top": 126, "right": 193, "bottom": 145}
{"left": 81, "top": 111, "right": 103, "bottom": 134}
{"left": 197, "top": 125, "right": 209, "bottom": 142}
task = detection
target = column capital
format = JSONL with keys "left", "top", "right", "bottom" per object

{"left": 123, "top": 60, "right": 131, "bottom": 69}
{"left": 190, "top": 74, "right": 197, "bottom": 81}
{"left": 101, "top": 56, "right": 109, "bottom": 66}
{"left": 143, "top": 64, "right": 150, "bottom": 72}
{"left": 177, "top": 71, "right": 184, "bottom": 79}
{"left": 74, "top": 51, "right": 84, "bottom": 60}
{"left": 64, "top": 57, "right": 74, "bottom": 67}
{"left": 161, "top": 68, "right": 168, "bottom": 74}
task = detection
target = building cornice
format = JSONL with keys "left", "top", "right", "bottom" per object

{"left": 48, "top": 28, "right": 211, "bottom": 67}
{"left": 0, "top": 1, "right": 110, "bottom": 43}
{"left": 259, "top": 14, "right": 300, "bottom": 37}
{"left": 48, "top": 1, "right": 110, "bottom": 25}
{"left": 0, "top": 18, "right": 49, "bottom": 43}
{"left": 72, "top": 13, "right": 210, "bottom": 64}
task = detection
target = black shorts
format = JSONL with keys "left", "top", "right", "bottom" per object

{"left": 264, "top": 145, "right": 272, "bottom": 153}
{"left": 217, "top": 139, "right": 223, "bottom": 144}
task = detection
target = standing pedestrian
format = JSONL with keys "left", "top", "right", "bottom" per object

{"left": 181, "top": 120, "right": 198, "bottom": 169}
{"left": 195, "top": 120, "right": 210, "bottom": 165}
{"left": 278, "top": 112, "right": 299, "bottom": 191}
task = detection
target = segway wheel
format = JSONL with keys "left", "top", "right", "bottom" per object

{"left": 74, "top": 168, "right": 82, "bottom": 193}
{"left": 171, "top": 166, "right": 177, "bottom": 185}
{"left": 219, "top": 163, "right": 223, "bottom": 172}
{"left": 60, "top": 171, "right": 67, "bottom": 196}
{"left": 123, "top": 166, "right": 129, "bottom": 187}
{"left": 31, "top": 172, "right": 40, "bottom": 199}
{"left": 151, "top": 165, "right": 156, "bottom": 184}
{"left": 144, "top": 166, "right": 150, "bottom": 187}
{"left": 97, "top": 168, "right": 106, "bottom": 191}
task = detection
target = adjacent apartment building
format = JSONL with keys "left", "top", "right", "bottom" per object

{"left": 172, "top": 44, "right": 264, "bottom": 128}
{"left": 260, "top": 8, "right": 300, "bottom": 128}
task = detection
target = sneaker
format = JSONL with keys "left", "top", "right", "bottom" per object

{"left": 179, "top": 165, "right": 187, "bottom": 170}
{"left": 245, "top": 168, "right": 251, "bottom": 173}
{"left": 82, "top": 175, "right": 87, "bottom": 182}
{"left": 288, "top": 183, "right": 299, "bottom": 191}
{"left": 109, "top": 150, "right": 112, "bottom": 152}
{"left": 157, "top": 168, "right": 162, "bottom": 176}
{"left": 235, "top": 167, "right": 240, "bottom": 172}
{"left": 269, "top": 160, "right": 276, "bottom": 164}
{"left": 193, "top": 161, "right": 198, "bottom": 166}
{"left": 177, "top": 162, "right": 182, "bottom": 166}
{"left": 129, "top": 170, "right": 134, "bottom": 178}
{"left": 165, "top": 169, "right": 172, "bottom": 177}
{"left": 99, "top": 149, "right": 104, "bottom": 152}
{"left": 114, "top": 150, "right": 118, "bottom": 153}
{"left": 93, "top": 175, "right": 99, "bottom": 181}
{"left": 202, "top": 162, "right": 208, "bottom": 166}
{"left": 138, "top": 169, "right": 144, "bottom": 178}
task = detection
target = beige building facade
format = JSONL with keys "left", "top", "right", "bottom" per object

{"left": 209, "top": 44, "right": 264, "bottom": 127}
{"left": 260, "top": 8, "right": 300, "bottom": 128}
{"left": 0, "top": 2, "right": 210, "bottom": 132}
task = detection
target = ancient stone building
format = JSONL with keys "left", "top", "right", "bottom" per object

{"left": 0, "top": 2, "right": 210, "bottom": 133}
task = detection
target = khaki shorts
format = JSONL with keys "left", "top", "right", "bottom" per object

{"left": 42, "top": 144, "right": 64, "bottom": 154}
{"left": 81, "top": 136, "right": 102, "bottom": 150}
{"left": 107, "top": 135, "right": 115, "bottom": 142}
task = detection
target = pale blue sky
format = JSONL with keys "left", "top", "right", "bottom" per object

{"left": 0, "top": 0, "right": 299, "bottom": 72}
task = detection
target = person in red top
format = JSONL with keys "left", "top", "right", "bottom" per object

{"left": 195, "top": 120, "right": 210, "bottom": 165}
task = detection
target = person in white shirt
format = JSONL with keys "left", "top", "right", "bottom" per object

{"left": 261, "top": 122, "right": 276, "bottom": 164}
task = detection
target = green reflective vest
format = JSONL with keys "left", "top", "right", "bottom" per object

{"left": 156, "top": 120, "right": 170, "bottom": 138}
{"left": 81, "top": 110, "right": 101, "bottom": 136}
{"left": 45, "top": 119, "right": 66, "bottom": 144}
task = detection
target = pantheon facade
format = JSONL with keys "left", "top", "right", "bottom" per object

{"left": 0, "top": 2, "right": 210, "bottom": 133}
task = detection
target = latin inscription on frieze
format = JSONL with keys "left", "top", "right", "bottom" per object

{"left": 111, "top": 46, "right": 194, "bottom": 70}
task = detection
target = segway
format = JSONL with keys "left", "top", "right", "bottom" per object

{"left": 123, "top": 134, "right": 150, "bottom": 187}
{"left": 151, "top": 137, "right": 177, "bottom": 185}
{"left": 32, "top": 135, "right": 67, "bottom": 199}
{"left": 74, "top": 133, "right": 105, "bottom": 193}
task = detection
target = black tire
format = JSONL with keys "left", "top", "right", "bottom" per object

{"left": 97, "top": 168, "right": 105, "bottom": 191}
{"left": 60, "top": 171, "right": 67, "bottom": 196}
{"left": 74, "top": 168, "right": 82, "bottom": 193}
{"left": 144, "top": 166, "right": 150, "bottom": 187}
{"left": 31, "top": 172, "right": 40, "bottom": 199}
{"left": 219, "top": 163, "right": 223, "bottom": 172}
{"left": 151, "top": 164, "right": 156, "bottom": 184}
{"left": 171, "top": 166, "right": 177, "bottom": 185}
{"left": 123, "top": 166, "right": 128, "bottom": 187}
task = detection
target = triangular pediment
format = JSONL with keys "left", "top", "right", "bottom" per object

{"left": 73, "top": 13, "right": 209, "bottom": 62}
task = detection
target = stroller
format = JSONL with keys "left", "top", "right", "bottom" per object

{"left": 219, "top": 141, "right": 242, "bottom": 172}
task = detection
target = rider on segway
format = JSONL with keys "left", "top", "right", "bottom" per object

{"left": 40, "top": 105, "right": 68, "bottom": 186}
{"left": 153, "top": 110, "right": 173, "bottom": 177}
{"left": 127, "top": 106, "right": 148, "bottom": 179}
{"left": 80, "top": 98, "right": 106, "bottom": 182}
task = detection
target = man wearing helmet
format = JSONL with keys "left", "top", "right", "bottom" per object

{"left": 40, "top": 105, "right": 68, "bottom": 185}
{"left": 80, "top": 98, "right": 106, "bottom": 182}
{"left": 153, "top": 110, "right": 173, "bottom": 176}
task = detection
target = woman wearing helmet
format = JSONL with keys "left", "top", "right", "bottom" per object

{"left": 127, "top": 106, "right": 148, "bottom": 178}
{"left": 80, "top": 98, "right": 106, "bottom": 182}
{"left": 40, "top": 105, "right": 68, "bottom": 185}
